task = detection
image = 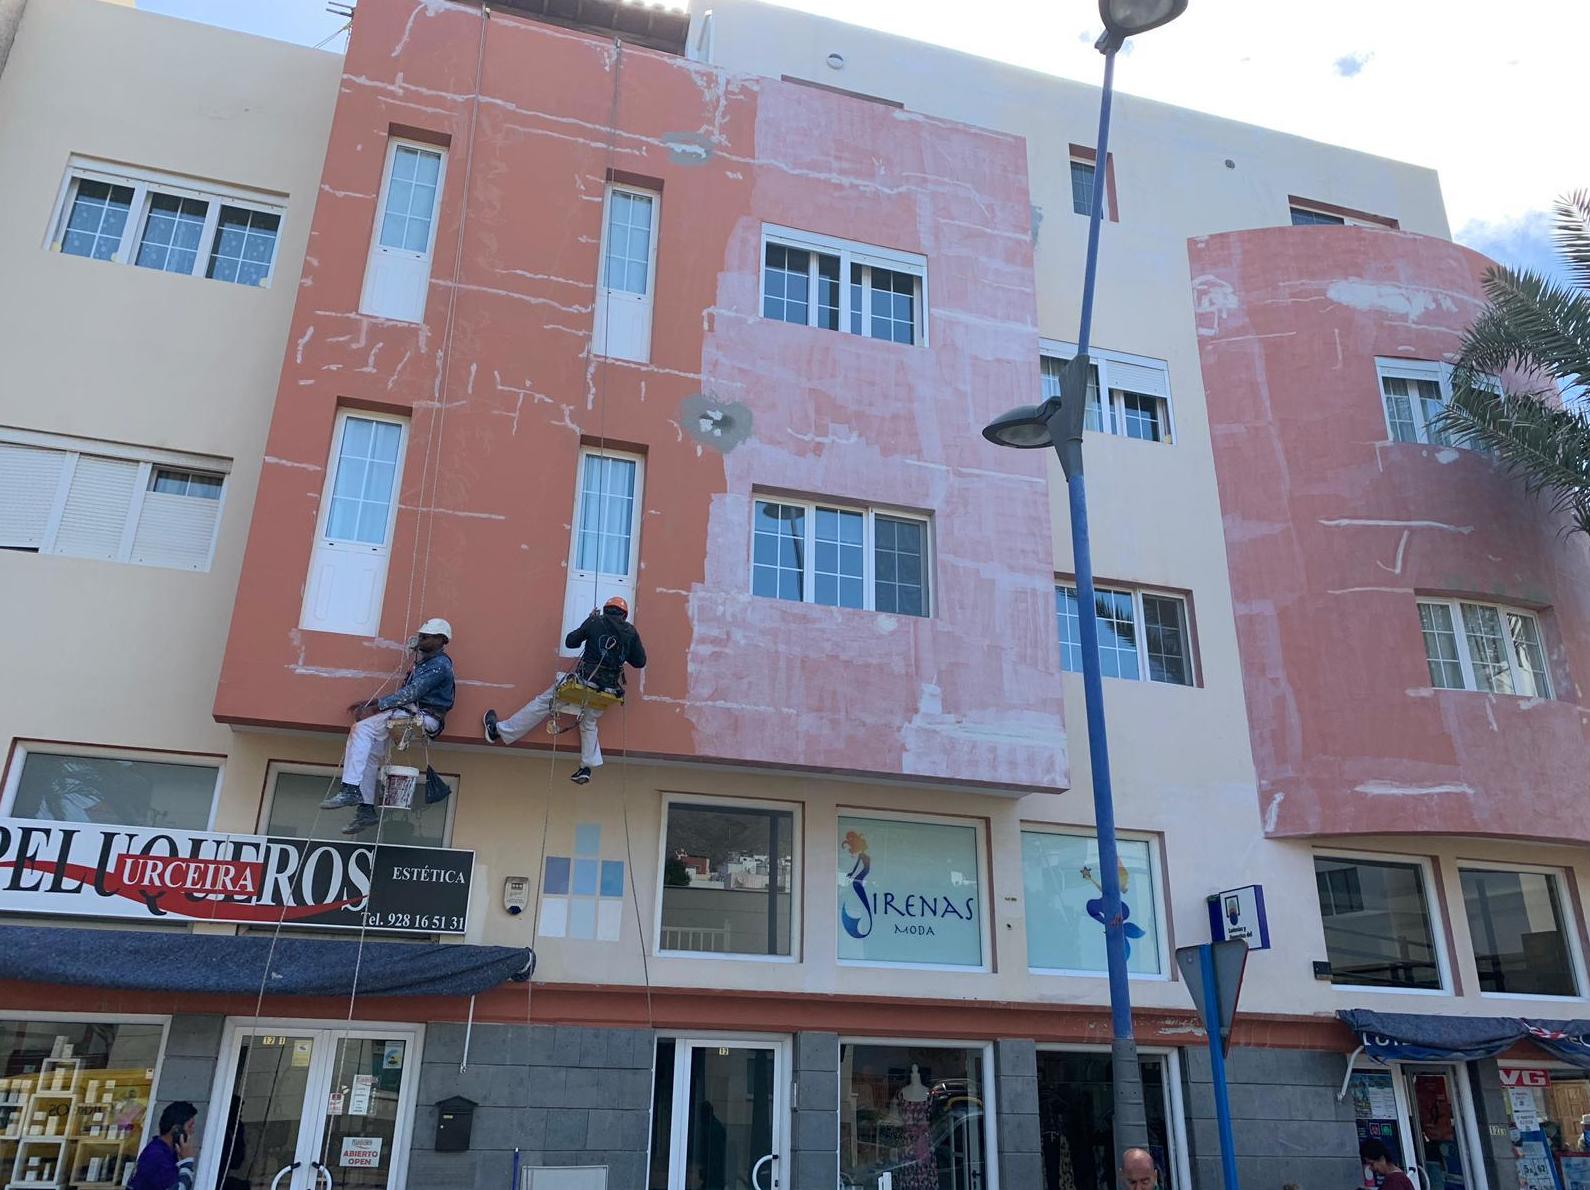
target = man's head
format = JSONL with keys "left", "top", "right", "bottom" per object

{"left": 603, "top": 596, "right": 629, "bottom": 619}
{"left": 1359, "top": 1138, "right": 1396, "bottom": 1172}
{"left": 414, "top": 617, "right": 452, "bottom": 654}
{"left": 158, "top": 1100, "right": 198, "bottom": 1140}
{"left": 1120, "top": 1147, "right": 1159, "bottom": 1190}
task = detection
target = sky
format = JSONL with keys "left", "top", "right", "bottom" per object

{"left": 141, "top": 0, "right": 1586, "bottom": 284}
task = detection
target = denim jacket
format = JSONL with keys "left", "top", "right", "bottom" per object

{"left": 377, "top": 651, "right": 456, "bottom": 722}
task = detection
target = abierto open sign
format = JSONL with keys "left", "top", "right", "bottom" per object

{"left": 340, "top": 1137, "right": 382, "bottom": 1168}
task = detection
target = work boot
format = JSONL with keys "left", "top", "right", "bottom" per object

{"left": 320, "top": 783, "right": 363, "bottom": 809}
{"left": 341, "top": 804, "right": 380, "bottom": 835}
{"left": 482, "top": 709, "right": 502, "bottom": 744}
{"left": 570, "top": 766, "right": 592, "bottom": 785}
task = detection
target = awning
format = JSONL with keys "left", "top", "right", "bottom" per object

{"left": 0, "top": 924, "right": 534, "bottom": 997}
{"left": 1339, "top": 1009, "right": 1590, "bottom": 1068}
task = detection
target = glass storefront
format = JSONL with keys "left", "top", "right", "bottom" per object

{"left": 1501, "top": 1067, "right": 1590, "bottom": 1188}
{"left": 839, "top": 1043, "right": 989, "bottom": 1190}
{"left": 1037, "top": 1050, "right": 1179, "bottom": 1188}
{"left": 0, "top": 1019, "right": 164, "bottom": 1190}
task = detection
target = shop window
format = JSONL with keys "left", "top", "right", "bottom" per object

{"left": 839, "top": 1042, "right": 990, "bottom": 1190}
{"left": 836, "top": 814, "right": 985, "bottom": 969}
{"left": 760, "top": 225, "right": 927, "bottom": 345}
{"left": 360, "top": 139, "right": 446, "bottom": 322}
{"left": 2, "top": 746, "right": 220, "bottom": 830}
{"left": 49, "top": 158, "right": 283, "bottom": 286}
{"left": 1038, "top": 1050, "right": 1181, "bottom": 1189}
{"left": 594, "top": 183, "right": 659, "bottom": 363}
{"left": 1021, "top": 830, "right": 1165, "bottom": 976}
{"left": 658, "top": 800, "right": 796, "bottom": 958}
{"left": 0, "top": 1018, "right": 164, "bottom": 1190}
{"left": 264, "top": 767, "right": 452, "bottom": 849}
{"left": 1460, "top": 867, "right": 1579, "bottom": 997}
{"left": 1314, "top": 854, "right": 1445, "bottom": 990}
{"left": 0, "top": 432, "right": 229, "bottom": 571}
{"left": 1417, "top": 598, "right": 1552, "bottom": 698}
{"left": 1041, "top": 343, "right": 1173, "bottom": 443}
{"left": 1056, "top": 583, "right": 1194, "bottom": 685}
{"left": 1499, "top": 1068, "right": 1590, "bottom": 1184}
{"left": 562, "top": 448, "right": 644, "bottom": 648}
{"left": 299, "top": 411, "right": 407, "bottom": 637}
{"left": 753, "top": 497, "right": 931, "bottom": 617}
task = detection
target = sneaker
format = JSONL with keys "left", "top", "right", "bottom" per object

{"left": 320, "top": 783, "right": 363, "bottom": 810}
{"left": 341, "top": 805, "right": 380, "bottom": 835}
{"left": 570, "top": 766, "right": 592, "bottom": 785}
{"left": 483, "top": 709, "right": 502, "bottom": 744}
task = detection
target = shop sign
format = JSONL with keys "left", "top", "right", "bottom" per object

{"left": 339, "top": 1137, "right": 381, "bottom": 1168}
{"left": 0, "top": 816, "right": 473, "bottom": 933}
{"left": 1207, "top": 883, "right": 1270, "bottom": 951}
{"left": 837, "top": 815, "right": 983, "bottom": 968}
{"left": 349, "top": 1074, "right": 375, "bottom": 1116}
{"left": 1501, "top": 1067, "right": 1551, "bottom": 1088}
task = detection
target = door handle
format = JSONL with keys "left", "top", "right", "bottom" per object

{"left": 312, "top": 1160, "right": 334, "bottom": 1190}
{"left": 751, "top": 1152, "right": 778, "bottom": 1190}
{"left": 268, "top": 1162, "right": 301, "bottom": 1190}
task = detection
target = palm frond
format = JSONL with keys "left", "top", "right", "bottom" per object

{"left": 1461, "top": 266, "right": 1590, "bottom": 392}
{"left": 1555, "top": 189, "right": 1590, "bottom": 290}
{"left": 1436, "top": 379, "right": 1590, "bottom": 536}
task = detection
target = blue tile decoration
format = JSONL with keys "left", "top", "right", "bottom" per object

{"left": 542, "top": 855, "right": 570, "bottom": 895}
{"left": 574, "top": 823, "right": 602, "bottom": 856}
{"left": 538, "top": 827, "right": 626, "bottom": 941}
{"left": 573, "top": 858, "right": 598, "bottom": 896}
{"left": 600, "top": 860, "right": 626, "bottom": 898}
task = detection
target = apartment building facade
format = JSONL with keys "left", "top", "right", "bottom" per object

{"left": 1, "top": 1, "right": 1586, "bottom": 1189}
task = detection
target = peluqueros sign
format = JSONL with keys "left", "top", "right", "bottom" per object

{"left": 0, "top": 817, "right": 473, "bottom": 934}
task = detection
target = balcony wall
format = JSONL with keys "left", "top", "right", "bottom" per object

{"left": 214, "top": 0, "right": 1066, "bottom": 793}
{"left": 1192, "top": 226, "right": 1590, "bottom": 841}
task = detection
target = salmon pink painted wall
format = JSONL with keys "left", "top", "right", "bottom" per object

{"left": 1192, "top": 227, "right": 1590, "bottom": 842}
{"left": 214, "top": 0, "right": 1066, "bottom": 792}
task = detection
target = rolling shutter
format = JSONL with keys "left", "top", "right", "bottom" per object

{"left": 0, "top": 444, "right": 68, "bottom": 548}
{"left": 51, "top": 455, "right": 138, "bottom": 559}
{"left": 130, "top": 490, "right": 220, "bottom": 570}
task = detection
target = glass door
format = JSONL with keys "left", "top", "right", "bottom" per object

{"left": 648, "top": 1038, "right": 788, "bottom": 1190}
{"left": 1400, "top": 1066, "right": 1478, "bottom": 1190}
{"left": 203, "top": 1024, "right": 421, "bottom": 1190}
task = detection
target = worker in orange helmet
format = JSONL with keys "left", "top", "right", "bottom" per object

{"left": 482, "top": 596, "right": 646, "bottom": 784}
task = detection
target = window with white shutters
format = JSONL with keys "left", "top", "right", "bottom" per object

{"left": 0, "top": 432, "right": 227, "bottom": 570}
{"left": 359, "top": 140, "right": 446, "bottom": 323}
{"left": 1040, "top": 341, "right": 1174, "bottom": 444}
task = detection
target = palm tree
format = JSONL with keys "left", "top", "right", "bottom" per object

{"left": 1437, "top": 192, "right": 1590, "bottom": 534}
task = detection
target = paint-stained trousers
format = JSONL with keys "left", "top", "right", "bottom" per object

{"left": 497, "top": 680, "right": 604, "bottom": 769}
{"left": 340, "top": 708, "right": 440, "bottom": 804}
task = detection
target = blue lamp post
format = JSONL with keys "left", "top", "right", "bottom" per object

{"left": 982, "top": 0, "right": 1188, "bottom": 1159}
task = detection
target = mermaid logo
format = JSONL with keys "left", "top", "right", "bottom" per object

{"left": 839, "top": 830, "right": 873, "bottom": 940}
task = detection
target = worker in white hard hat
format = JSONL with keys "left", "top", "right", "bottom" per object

{"left": 322, "top": 617, "right": 455, "bottom": 835}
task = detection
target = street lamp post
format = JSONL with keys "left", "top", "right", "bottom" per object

{"left": 982, "top": 0, "right": 1188, "bottom": 1161}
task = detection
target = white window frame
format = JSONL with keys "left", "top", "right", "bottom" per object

{"left": 593, "top": 181, "right": 660, "bottom": 363}
{"left": 1455, "top": 859, "right": 1587, "bottom": 1002}
{"left": 1290, "top": 201, "right": 1387, "bottom": 229}
{"left": 652, "top": 793, "right": 803, "bottom": 963}
{"left": 0, "top": 427, "right": 229, "bottom": 571}
{"left": 1069, "top": 156, "right": 1098, "bottom": 217}
{"left": 1041, "top": 338, "right": 1174, "bottom": 444}
{"left": 0, "top": 741, "right": 225, "bottom": 832}
{"left": 259, "top": 761, "right": 457, "bottom": 846}
{"left": 750, "top": 493, "right": 932, "bottom": 617}
{"left": 1021, "top": 825, "right": 1171, "bottom": 981}
{"left": 561, "top": 446, "right": 645, "bottom": 653}
{"left": 759, "top": 223, "right": 928, "bottom": 346}
{"left": 46, "top": 156, "right": 284, "bottom": 285}
{"left": 1314, "top": 848, "right": 1454, "bottom": 996}
{"left": 1415, "top": 596, "right": 1552, "bottom": 698}
{"left": 1376, "top": 357, "right": 1455, "bottom": 446}
{"left": 834, "top": 807, "right": 992, "bottom": 974}
{"left": 1036, "top": 1044, "right": 1191, "bottom": 1190}
{"left": 359, "top": 138, "right": 447, "bottom": 322}
{"left": 1055, "top": 580, "right": 1195, "bottom": 686}
{"left": 837, "top": 1038, "right": 1000, "bottom": 1190}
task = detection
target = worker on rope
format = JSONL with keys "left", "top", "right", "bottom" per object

{"left": 322, "top": 618, "right": 455, "bottom": 834}
{"left": 482, "top": 596, "right": 646, "bottom": 784}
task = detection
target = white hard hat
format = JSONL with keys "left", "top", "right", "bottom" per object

{"left": 417, "top": 617, "right": 452, "bottom": 640}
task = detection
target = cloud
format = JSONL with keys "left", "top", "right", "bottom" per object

{"left": 1456, "top": 209, "right": 1572, "bottom": 288}
{"left": 1334, "top": 52, "right": 1372, "bottom": 77}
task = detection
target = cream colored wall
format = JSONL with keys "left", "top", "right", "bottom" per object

{"left": 0, "top": 0, "right": 339, "bottom": 757}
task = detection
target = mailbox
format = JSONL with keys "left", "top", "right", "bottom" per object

{"left": 435, "top": 1095, "right": 477, "bottom": 1152}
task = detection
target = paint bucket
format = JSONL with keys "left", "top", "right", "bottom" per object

{"left": 380, "top": 765, "right": 420, "bottom": 809}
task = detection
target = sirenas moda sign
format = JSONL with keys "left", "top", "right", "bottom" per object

{"left": 0, "top": 817, "right": 473, "bottom": 934}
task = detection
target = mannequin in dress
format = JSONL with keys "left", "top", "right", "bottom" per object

{"left": 895, "top": 1066, "right": 936, "bottom": 1190}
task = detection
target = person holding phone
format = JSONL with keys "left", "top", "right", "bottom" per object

{"left": 128, "top": 1101, "right": 198, "bottom": 1190}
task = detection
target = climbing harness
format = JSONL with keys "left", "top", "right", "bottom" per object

{"left": 377, "top": 710, "right": 436, "bottom": 808}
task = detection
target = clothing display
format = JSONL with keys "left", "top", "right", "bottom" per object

{"left": 895, "top": 1096, "right": 936, "bottom": 1190}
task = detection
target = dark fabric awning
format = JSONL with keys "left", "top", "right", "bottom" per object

{"left": 0, "top": 924, "right": 533, "bottom": 997}
{"left": 1339, "top": 1009, "right": 1590, "bottom": 1068}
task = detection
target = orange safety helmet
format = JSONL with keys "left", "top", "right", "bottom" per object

{"left": 603, "top": 595, "right": 629, "bottom": 616}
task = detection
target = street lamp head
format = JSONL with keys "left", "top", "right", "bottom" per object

{"left": 1099, "top": 0, "right": 1187, "bottom": 45}
{"left": 982, "top": 402, "right": 1057, "bottom": 450}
